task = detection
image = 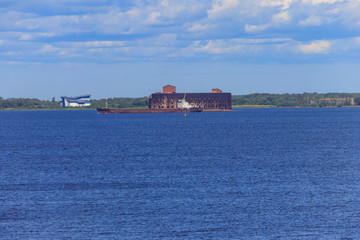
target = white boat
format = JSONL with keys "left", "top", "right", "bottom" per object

{"left": 177, "top": 94, "right": 202, "bottom": 112}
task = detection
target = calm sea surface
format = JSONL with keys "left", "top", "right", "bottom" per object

{"left": 1, "top": 108, "right": 360, "bottom": 239}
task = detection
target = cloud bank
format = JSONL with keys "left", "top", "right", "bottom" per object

{"left": 1, "top": 0, "right": 360, "bottom": 63}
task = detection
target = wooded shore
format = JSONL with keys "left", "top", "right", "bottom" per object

{"left": 2, "top": 93, "right": 360, "bottom": 110}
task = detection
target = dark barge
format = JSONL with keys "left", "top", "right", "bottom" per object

{"left": 97, "top": 108, "right": 202, "bottom": 114}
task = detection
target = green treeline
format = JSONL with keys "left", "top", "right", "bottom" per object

{"left": 90, "top": 97, "right": 149, "bottom": 109}
{"left": 0, "top": 97, "right": 60, "bottom": 109}
{"left": 2, "top": 93, "right": 360, "bottom": 110}
{"left": 232, "top": 93, "right": 360, "bottom": 107}
{"left": 0, "top": 96, "right": 149, "bottom": 110}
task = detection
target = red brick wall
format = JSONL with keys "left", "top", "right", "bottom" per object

{"left": 212, "top": 88, "right": 222, "bottom": 93}
{"left": 163, "top": 85, "right": 176, "bottom": 93}
{"left": 149, "top": 92, "right": 232, "bottom": 110}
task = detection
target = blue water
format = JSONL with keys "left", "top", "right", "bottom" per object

{"left": 1, "top": 108, "right": 360, "bottom": 239}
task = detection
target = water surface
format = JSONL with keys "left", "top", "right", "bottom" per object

{"left": 1, "top": 108, "right": 360, "bottom": 239}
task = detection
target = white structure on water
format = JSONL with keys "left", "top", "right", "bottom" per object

{"left": 61, "top": 95, "right": 91, "bottom": 107}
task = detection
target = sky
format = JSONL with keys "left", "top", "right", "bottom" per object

{"left": 1, "top": 0, "right": 360, "bottom": 99}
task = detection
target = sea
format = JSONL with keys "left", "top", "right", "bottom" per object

{"left": 1, "top": 108, "right": 360, "bottom": 239}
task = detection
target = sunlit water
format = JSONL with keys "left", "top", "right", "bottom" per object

{"left": 1, "top": 108, "right": 360, "bottom": 239}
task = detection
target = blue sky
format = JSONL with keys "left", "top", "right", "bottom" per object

{"left": 1, "top": 0, "right": 360, "bottom": 99}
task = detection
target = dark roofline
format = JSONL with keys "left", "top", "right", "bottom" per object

{"left": 60, "top": 95, "right": 91, "bottom": 100}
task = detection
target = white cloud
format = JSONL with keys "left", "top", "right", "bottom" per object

{"left": 161, "top": 0, "right": 169, "bottom": 7}
{"left": 302, "top": 0, "right": 343, "bottom": 4}
{"left": 207, "top": 0, "right": 239, "bottom": 18}
{"left": 2, "top": 0, "right": 360, "bottom": 63}
{"left": 260, "top": 0, "right": 295, "bottom": 10}
{"left": 192, "top": 38, "right": 294, "bottom": 55}
{"left": 324, "top": 36, "right": 360, "bottom": 53}
{"left": 76, "top": 41, "right": 125, "bottom": 48}
{"left": 0, "top": 60, "right": 25, "bottom": 66}
{"left": 272, "top": 11, "right": 290, "bottom": 23}
{"left": 298, "top": 15, "right": 323, "bottom": 26}
{"left": 0, "top": 31, "right": 56, "bottom": 41}
{"left": 145, "top": 12, "right": 161, "bottom": 25}
{"left": 20, "top": 32, "right": 56, "bottom": 40}
{"left": 188, "top": 23, "right": 215, "bottom": 32}
{"left": 244, "top": 24, "right": 269, "bottom": 33}
{"left": 298, "top": 40, "right": 330, "bottom": 54}
{"left": 199, "top": 40, "right": 245, "bottom": 54}
{"left": 244, "top": 11, "right": 290, "bottom": 33}
{"left": 39, "top": 44, "right": 59, "bottom": 53}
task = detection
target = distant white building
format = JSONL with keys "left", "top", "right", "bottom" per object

{"left": 61, "top": 95, "right": 91, "bottom": 107}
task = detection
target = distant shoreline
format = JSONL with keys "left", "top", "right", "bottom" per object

{"left": 2, "top": 105, "right": 360, "bottom": 111}
{"left": 2, "top": 93, "right": 360, "bottom": 109}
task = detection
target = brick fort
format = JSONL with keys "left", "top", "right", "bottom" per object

{"left": 149, "top": 85, "right": 232, "bottom": 111}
